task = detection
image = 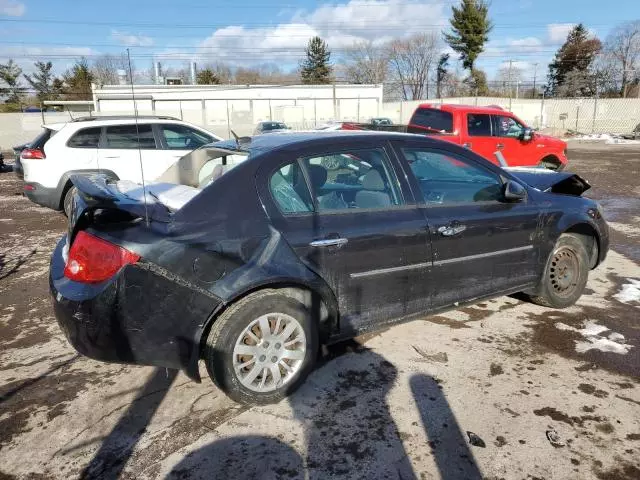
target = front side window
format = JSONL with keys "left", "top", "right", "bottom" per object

{"left": 269, "top": 162, "right": 313, "bottom": 214}
{"left": 494, "top": 115, "right": 526, "bottom": 138}
{"left": 105, "top": 124, "right": 156, "bottom": 150}
{"left": 161, "top": 124, "right": 212, "bottom": 150}
{"left": 302, "top": 148, "right": 403, "bottom": 211}
{"left": 67, "top": 127, "right": 101, "bottom": 148}
{"left": 402, "top": 148, "right": 503, "bottom": 204}
{"left": 467, "top": 113, "right": 492, "bottom": 137}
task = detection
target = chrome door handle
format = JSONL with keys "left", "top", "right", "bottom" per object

{"left": 437, "top": 225, "right": 466, "bottom": 236}
{"left": 310, "top": 238, "right": 348, "bottom": 248}
{"left": 496, "top": 143, "right": 504, "bottom": 149}
{"left": 103, "top": 156, "right": 119, "bottom": 159}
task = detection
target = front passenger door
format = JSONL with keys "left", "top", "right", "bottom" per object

{"left": 394, "top": 141, "right": 540, "bottom": 309}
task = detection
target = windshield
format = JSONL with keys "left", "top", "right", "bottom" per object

{"left": 156, "top": 146, "right": 248, "bottom": 188}
{"left": 261, "top": 122, "right": 289, "bottom": 131}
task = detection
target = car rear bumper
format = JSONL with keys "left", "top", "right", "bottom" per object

{"left": 24, "top": 182, "right": 59, "bottom": 210}
{"left": 49, "top": 237, "right": 221, "bottom": 381}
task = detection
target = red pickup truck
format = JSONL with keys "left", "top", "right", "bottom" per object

{"left": 406, "top": 104, "right": 568, "bottom": 169}
{"left": 340, "top": 104, "right": 568, "bottom": 169}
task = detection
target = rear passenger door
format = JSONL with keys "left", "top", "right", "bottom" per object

{"left": 260, "top": 143, "right": 433, "bottom": 335}
{"left": 98, "top": 124, "right": 158, "bottom": 183}
{"left": 65, "top": 126, "right": 100, "bottom": 170}
{"left": 465, "top": 113, "right": 499, "bottom": 163}
{"left": 393, "top": 140, "right": 540, "bottom": 308}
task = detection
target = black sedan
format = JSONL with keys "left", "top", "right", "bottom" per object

{"left": 50, "top": 132, "right": 609, "bottom": 404}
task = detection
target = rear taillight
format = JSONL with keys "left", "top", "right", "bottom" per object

{"left": 64, "top": 231, "right": 140, "bottom": 284}
{"left": 21, "top": 148, "right": 45, "bottom": 160}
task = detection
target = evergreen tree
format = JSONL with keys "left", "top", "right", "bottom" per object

{"left": 465, "top": 68, "right": 489, "bottom": 95}
{"left": 436, "top": 53, "right": 450, "bottom": 98}
{"left": 443, "top": 0, "right": 493, "bottom": 71}
{"left": 63, "top": 58, "right": 95, "bottom": 100}
{"left": 0, "top": 59, "right": 24, "bottom": 107}
{"left": 196, "top": 68, "right": 220, "bottom": 85}
{"left": 546, "top": 24, "right": 601, "bottom": 97}
{"left": 300, "top": 36, "right": 332, "bottom": 84}
{"left": 24, "top": 61, "right": 59, "bottom": 102}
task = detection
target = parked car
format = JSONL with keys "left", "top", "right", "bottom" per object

{"left": 369, "top": 117, "right": 393, "bottom": 126}
{"left": 20, "top": 115, "right": 221, "bottom": 215}
{"left": 254, "top": 121, "right": 291, "bottom": 135}
{"left": 407, "top": 104, "right": 568, "bottom": 169}
{"left": 51, "top": 132, "right": 608, "bottom": 405}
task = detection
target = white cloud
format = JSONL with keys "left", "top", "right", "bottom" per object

{"left": 509, "top": 37, "right": 543, "bottom": 48}
{"left": 0, "top": 46, "right": 98, "bottom": 74}
{"left": 192, "top": 0, "right": 447, "bottom": 65}
{"left": 0, "top": 0, "right": 25, "bottom": 16}
{"left": 547, "top": 23, "right": 575, "bottom": 43}
{"left": 111, "top": 30, "right": 154, "bottom": 47}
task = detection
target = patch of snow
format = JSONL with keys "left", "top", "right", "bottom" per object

{"left": 567, "top": 133, "right": 640, "bottom": 144}
{"left": 554, "top": 319, "right": 633, "bottom": 355}
{"left": 613, "top": 278, "right": 640, "bottom": 305}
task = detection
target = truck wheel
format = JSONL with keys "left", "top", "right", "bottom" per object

{"left": 539, "top": 156, "right": 562, "bottom": 171}
{"left": 528, "top": 234, "right": 589, "bottom": 309}
{"left": 204, "top": 290, "right": 318, "bottom": 405}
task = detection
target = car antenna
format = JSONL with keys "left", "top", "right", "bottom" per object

{"left": 127, "top": 48, "right": 150, "bottom": 227}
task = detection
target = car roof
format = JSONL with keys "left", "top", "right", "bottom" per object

{"left": 416, "top": 103, "right": 507, "bottom": 115}
{"left": 207, "top": 131, "right": 443, "bottom": 157}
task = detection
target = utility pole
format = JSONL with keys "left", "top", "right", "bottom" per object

{"left": 532, "top": 63, "right": 538, "bottom": 99}
{"left": 507, "top": 59, "right": 513, "bottom": 111}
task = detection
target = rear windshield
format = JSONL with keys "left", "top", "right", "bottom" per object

{"left": 409, "top": 108, "right": 453, "bottom": 133}
{"left": 29, "top": 128, "right": 56, "bottom": 150}
{"left": 262, "top": 122, "right": 288, "bottom": 131}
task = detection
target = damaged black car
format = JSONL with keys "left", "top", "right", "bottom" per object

{"left": 50, "top": 132, "right": 609, "bottom": 404}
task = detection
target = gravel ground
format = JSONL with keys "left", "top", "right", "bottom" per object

{"left": 1, "top": 145, "right": 639, "bottom": 480}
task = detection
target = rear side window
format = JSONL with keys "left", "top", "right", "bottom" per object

{"left": 409, "top": 108, "right": 453, "bottom": 133}
{"left": 269, "top": 162, "right": 313, "bottom": 214}
{"left": 67, "top": 127, "right": 101, "bottom": 148}
{"left": 105, "top": 124, "right": 156, "bottom": 149}
{"left": 467, "top": 114, "right": 492, "bottom": 136}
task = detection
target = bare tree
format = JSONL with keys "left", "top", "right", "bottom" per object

{"left": 92, "top": 54, "right": 130, "bottom": 85}
{"left": 343, "top": 41, "right": 388, "bottom": 84}
{"left": 603, "top": 21, "right": 640, "bottom": 97}
{"left": 387, "top": 33, "right": 440, "bottom": 100}
{"left": 495, "top": 64, "right": 524, "bottom": 97}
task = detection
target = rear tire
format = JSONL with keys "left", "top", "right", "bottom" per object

{"left": 528, "top": 234, "right": 589, "bottom": 308}
{"left": 62, "top": 186, "right": 77, "bottom": 217}
{"left": 204, "top": 290, "right": 318, "bottom": 405}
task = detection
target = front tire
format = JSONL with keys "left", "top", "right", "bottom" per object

{"left": 528, "top": 234, "right": 590, "bottom": 308}
{"left": 204, "top": 290, "right": 318, "bottom": 405}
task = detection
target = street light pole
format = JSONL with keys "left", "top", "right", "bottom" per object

{"left": 532, "top": 63, "right": 538, "bottom": 98}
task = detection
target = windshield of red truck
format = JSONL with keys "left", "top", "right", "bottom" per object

{"left": 409, "top": 108, "right": 454, "bottom": 133}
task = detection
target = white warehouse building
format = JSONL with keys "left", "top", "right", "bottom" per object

{"left": 92, "top": 84, "right": 384, "bottom": 137}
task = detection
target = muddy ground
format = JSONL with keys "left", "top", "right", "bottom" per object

{"left": 0, "top": 145, "right": 639, "bottom": 480}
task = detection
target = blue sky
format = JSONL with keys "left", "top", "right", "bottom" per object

{"left": 0, "top": 0, "right": 637, "bottom": 81}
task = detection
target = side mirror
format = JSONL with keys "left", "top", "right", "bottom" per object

{"left": 503, "top": 180, "right": 527, "bottom": 202}
{"left": 521, "top": 128, "right": 534, "bottom": 142}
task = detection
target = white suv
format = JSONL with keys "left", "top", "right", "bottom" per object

{"left": 19, "top": 116, "right": 221, "bottom": 215}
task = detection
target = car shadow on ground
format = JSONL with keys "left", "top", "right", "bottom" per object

{"left": 78, "top": 338, "right": 482, "bottom": 479}
{"left": 0, "top": 250, "right": 37, "bottom": 281}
